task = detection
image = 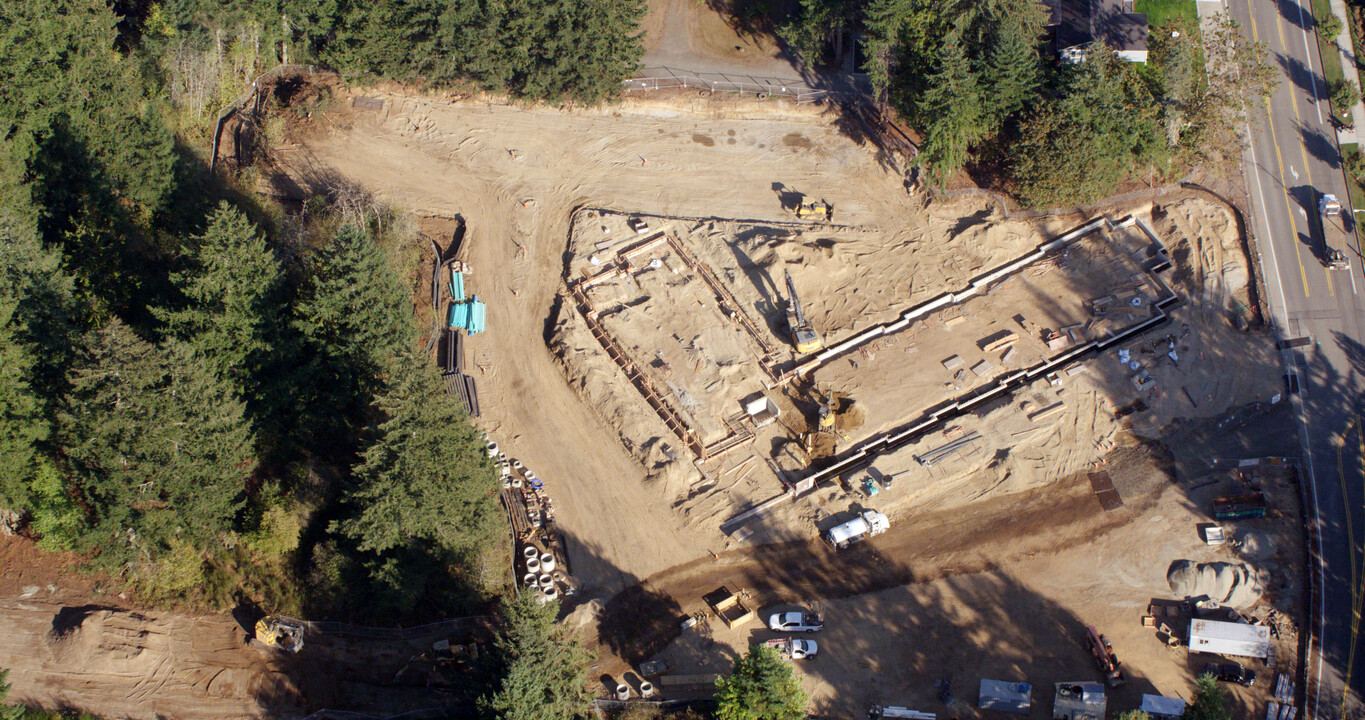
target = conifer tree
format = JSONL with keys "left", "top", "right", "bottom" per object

{"left": 982, "top": 2, "right": 1044, "bottom": 131}
{"left": 295, "top": 224, "right": 411, "bottom": 434}
{"left": 715, "top": 645, "right": 808, "bottom": 720}
{"left": 333, "top": 349, "right": 499, "bottom": 555}
{"left": 919, "top": 30, "right": 985, "bottom": 186}
{"left": 486, "top": 593, "right": 594, "bottom": 720}
{"left": 0, "top": 213, "right": 76, "bottom": 510}
{"left": 158, "top": 202, "right": 287, "bottom": 419}
{"left": 55, "top": 322, "right": 255, "bottom": 565}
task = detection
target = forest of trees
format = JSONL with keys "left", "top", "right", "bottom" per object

{"left": 0, "top": 0, "right": 644, "bottom": 620}
{"left": 782, "top": 0, "right": 1277, "bottom": 205}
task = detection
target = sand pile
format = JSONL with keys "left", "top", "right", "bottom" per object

{"left": 1167, "top": 559, "right": 1263, "bottom": 607}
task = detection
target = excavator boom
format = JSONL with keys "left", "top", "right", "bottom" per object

{"left": 784, "top": 270, "right": 823, "bottom": 353}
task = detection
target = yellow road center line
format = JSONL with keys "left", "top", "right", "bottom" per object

{"left": 1255, "top": 15, "right": 1311, "bottom": 297}
{"left": 1265, "top": 100, "right": 1312, "bottom": 296}
{"left": 1277, "top": 8, "right": 1332, "bottom": 297}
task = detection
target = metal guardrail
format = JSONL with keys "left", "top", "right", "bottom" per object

{"left": 624, "top": 66, "right": 832, "bottom": 104}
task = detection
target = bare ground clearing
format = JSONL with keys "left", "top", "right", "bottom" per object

{"left": 0, "top": 86, "right": 1302, "bottom": 720}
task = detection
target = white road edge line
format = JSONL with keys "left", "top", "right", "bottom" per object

{"left": 1246, "top": 116, "right": 1328, "bottom": 720}
{"left": 1297, "top": 0, "right": 1325, "bottom": 124}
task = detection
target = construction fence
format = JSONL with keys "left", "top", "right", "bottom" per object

{"left": 623, "top": 66, "right": 833, "bottom": 104}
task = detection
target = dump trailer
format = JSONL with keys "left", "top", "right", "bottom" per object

{"left": 1320, "top": 193, "right": 1352, "bottom": 270}
{"left": 784, "top": 270, "right": 823, "bottom": 354}
{"left": 824, "top": 510, "right": 890, "bottom": 549}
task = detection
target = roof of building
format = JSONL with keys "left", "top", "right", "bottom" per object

{"left": 1052, "top": 0, "right": 1149, "bottom": 53}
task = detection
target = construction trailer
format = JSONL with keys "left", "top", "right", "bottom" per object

{"left": 1188, "top": 618, "right": 1271, "bottom": 659}
{"left": 1139, "top": 695, "right": 1187, "bottom": 720}
{"left": 979, "top": 680, "right": 1032, "bottom": 715}
{"left": 1052, "top": 683, "right": 1106, "bottom": 720}
{"left": 824, "top": 510, "right": 890, "bottom": 550}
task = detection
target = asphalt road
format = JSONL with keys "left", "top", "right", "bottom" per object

{"left": 1230, "top": 0, "right": 1365, "bottom": 715}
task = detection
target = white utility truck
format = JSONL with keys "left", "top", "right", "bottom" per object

{"left": 824, "top": 510, "right": 889, "bottom": 550}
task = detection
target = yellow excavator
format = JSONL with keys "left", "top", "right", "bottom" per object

{"left": 784, "top": 270, "right": 823, "bottom": 354}
{"left": 255, "top": 615, "right": 305, "bottom": 653}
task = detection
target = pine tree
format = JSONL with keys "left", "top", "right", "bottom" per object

{"left": 715, "top": 645, "right": 808, "bottom": 720}
{"left": 919, "top": 29, "right": 986, "bottom": 186}
{"left": 295, "top": 224, "right": 411, "bottom": 434}
{"left": 1185, "top": 675, "right": 1232, "bottom": 720}
{"left": 486, "top": 593, "right": 594, "bottom": 720}
{"left": 982, "top": 2, "right": 1044, "bottom": 131}
{"left": 158, "top": 202, "right": 287, "bottom": 419}
{"left": 0, "top": 213, "right": 76, "bottom": 510}
{"left": 55, "top": 321, "right": 256, "bottom": 566}
{"left": 333, "top": 348, "right": 499, "bottom": 555}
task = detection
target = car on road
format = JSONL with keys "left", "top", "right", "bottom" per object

{"left": 1202, "top": 661, "right": 1256, "bottom": 687}
{"left": 1327, "top": 247, "right": 1351, "bottom": 270}
{"left": 768, "top": 610, "right": 823, "bottom": 633}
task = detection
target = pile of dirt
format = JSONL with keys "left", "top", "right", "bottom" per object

{"left": 1167, "top": 559, "right": 1263, "bottom": 607}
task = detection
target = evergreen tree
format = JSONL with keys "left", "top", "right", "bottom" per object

{"left": 863, "top": 0, "right": 956, "bottom": 113}
{"left": 1185, "top": 675, "right": 1232, "bottom": 720}
{"left": 0, "top": 0, "right": 176, "bottom": 317}
{"left": 0, "top": 213, "right": 77, "bottom": 510}
{"left": 295, "top": 224, "right": 411, "bottom": 435}
{"left": 0, "top": 0, "right": 176, "bottom": 214}
{"left": 486, "top": 593, "right": 594, "bottom": 720}
{"left": 333, "top": 349, "right": 500, "bottom": 555}
{"left": 55, "top": 321, "right": 255, "bottom": 566}
{"left": 715, "top": 645, "right": 808, "bottom": 720}
{"left": 157, "top": 202, "right": 288, "bottom": 421}
{"left": 982, "top": 2, "right": 1044, "bottom": 131}
{"left": 919, "top": 29, "right": 985, "bottom": 186}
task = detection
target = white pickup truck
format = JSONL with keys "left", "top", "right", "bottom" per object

{"left": 768, "top": 610, "right": 823, "bottom": 633}
{"left": 764, "top": 637, "right": 818, "bottom": 660}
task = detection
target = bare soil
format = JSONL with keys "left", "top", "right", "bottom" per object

{"left": 0, "top": 86, "right": 1304, "bottom": 719}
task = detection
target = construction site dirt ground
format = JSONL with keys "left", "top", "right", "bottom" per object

{"left": 0, "top": 83, "right": 1307, "bottom": 720}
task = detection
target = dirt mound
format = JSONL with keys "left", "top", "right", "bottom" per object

{"left": 1167, "top": 559, "right": 1263, "bottom": 607}
{"left": 45, "top": 606, "right": 155, "bottom": 668}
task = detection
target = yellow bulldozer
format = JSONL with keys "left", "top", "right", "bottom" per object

{"left": 255, "top": 615, "right": 305, "bottom": 653}
{"left": 791, "top": 198, "right": 833, "bottom": 223}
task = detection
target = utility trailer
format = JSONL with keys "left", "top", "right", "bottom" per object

{"left": 704, "top": 586, "right": 756, "bottom": 629}
{"left": 1212, "top": 492, "right": 1268, "bottom": 520}
{"left": 869, "top": 706, "right": 935, "bottom": 720}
